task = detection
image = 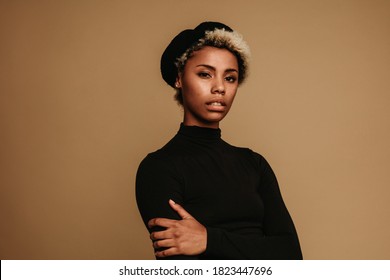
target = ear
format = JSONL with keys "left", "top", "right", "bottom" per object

{"left": 175, "top": 75, "right": 182, "bottom": 89}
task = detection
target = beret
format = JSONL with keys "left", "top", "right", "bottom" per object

{"left": 160, "top": 21, "right": 250, "bottom": 88}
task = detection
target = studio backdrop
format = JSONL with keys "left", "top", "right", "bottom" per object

{"left": 1, "top": 0, "right": 389, "bottom": 259}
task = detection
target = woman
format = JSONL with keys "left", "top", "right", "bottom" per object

{"left": 136, "top": 21, "right": 302, "bottom": 260}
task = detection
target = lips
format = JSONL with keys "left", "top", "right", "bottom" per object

{"left": 206, "top": 99, "right": 226, "bottom": 106}
{"left": 206, "top": 99, "right": 226, "bottom": 111}
{"left": 209, "top": 101, "right": 223, "bottom": 106}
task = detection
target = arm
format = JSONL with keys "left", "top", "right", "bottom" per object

{"left": 135, "top": 155, "right": 202, "bottom": 259}
{"left": 149, "top": 199, "right": 207, "bottom": 258}
{"left": 138, "top": 153, "right": 302, "bottom": 259}
{"left": 146, "top": 153, "right": 303, "bottom": 260}
{"left": 203, "top": 154, "right": 302, "bottom": 259}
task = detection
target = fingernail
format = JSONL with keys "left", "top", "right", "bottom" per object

{"left": 169, "top": 199, "right": 176, "bottom": 204}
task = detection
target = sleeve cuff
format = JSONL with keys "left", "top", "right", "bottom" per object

{"left": 203, "top": 226, "right": 222, "bottom": 257}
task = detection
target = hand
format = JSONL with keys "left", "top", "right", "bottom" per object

{"left": 148, "top": 199, "right": 207, "bottom": 257}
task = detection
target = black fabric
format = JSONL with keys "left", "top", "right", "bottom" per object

{"left": 160, "top": 21, "right": 233, "bottom": 88}
{"left": 136, "top": 124, "right": 303, "bottom": 260}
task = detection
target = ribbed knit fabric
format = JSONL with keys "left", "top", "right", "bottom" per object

{"left": 136, "top": 124, "right": 302, "bottom": 259}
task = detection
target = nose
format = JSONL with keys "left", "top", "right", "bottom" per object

{"left": 211, "top": 77, "right": 225, "bottom": 95}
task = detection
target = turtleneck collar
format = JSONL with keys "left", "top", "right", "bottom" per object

{"left": 178, "top": 123, "right": 221, "bottom": 140}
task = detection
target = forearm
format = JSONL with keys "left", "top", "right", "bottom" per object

{"left": 204, "top": 226, "right": 302, "bottom": 260}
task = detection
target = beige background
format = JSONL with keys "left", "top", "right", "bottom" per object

{"left": 1, "top": 0, "right": 389, "bottom": 260}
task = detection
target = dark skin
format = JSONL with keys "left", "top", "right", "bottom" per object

{"left": 148, "top": 199, "right": 207, "bottom": 257}
{"left": 148, "top": 46, "right": 240, "bottom": 257}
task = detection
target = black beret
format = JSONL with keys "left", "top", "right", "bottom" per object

{"left": 161, "top": 21, "right": 234, "bottom": 88}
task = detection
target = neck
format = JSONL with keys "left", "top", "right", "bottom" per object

{"left": 178, "top": 123, "right": 221, "bottom": 140}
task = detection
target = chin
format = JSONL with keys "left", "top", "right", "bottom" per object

{"left": 203, "top": 113, "right": 221, "bottom": 120}
{"left": 204, "top": 116, "right": 225, "bottom": 125}
{"left": 207, "top": 113, "right": 227, "bottom": 122}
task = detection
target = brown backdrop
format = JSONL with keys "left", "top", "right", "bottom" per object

{"left": 1, "top": 0, "right": 389, "bottom": 259}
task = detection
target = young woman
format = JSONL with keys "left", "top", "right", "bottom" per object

{"left": 136, "top": 21, "right": 302, "bottom": 260}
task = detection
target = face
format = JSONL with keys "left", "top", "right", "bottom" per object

{"left": 176, "top": 46, "right": 239, "bottom": 129}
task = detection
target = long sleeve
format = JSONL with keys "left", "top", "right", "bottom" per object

{"left": 203, "top": 154, "right": 302, "bottom": 259}
{"left": 136, "top": 154, "right": 200, "bottom": 259}
{"left": 135, "top": 124, "right": 302, "bottom": 260}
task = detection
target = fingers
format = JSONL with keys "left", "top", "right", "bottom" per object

{"left": 155, "top": 247, "right": 179, "bottom": 258}
{"left": 169, "top": 199, "right": 193, "bottom": 219}
{"left": 147, "top": 199, "right": 200, "bottom": 258}
{"left": 148, "top": 199, "right": 192, "bottom": 229}
{"left": 148, "top": 217, "right": 177, "bottom": 229}
{"left": 153, "top": 238, "right": 174, "bottom": 249}
{"left": 150, "top": 230, "right": 173, "bottom": 241}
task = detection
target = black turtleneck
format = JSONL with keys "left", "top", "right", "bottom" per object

{"left": 136, "top": 124, "right": 302, "bottom": 259}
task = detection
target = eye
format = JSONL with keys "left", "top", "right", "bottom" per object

{"left": 225, "top": 76, "right": 237, "bottom": 83}
{"left": 198, "top": 72, "right": 211, "bottom": 78}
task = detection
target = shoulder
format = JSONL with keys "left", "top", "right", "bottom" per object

{"left": 222, "top": 140, "right": 268, "bottom": 163}
{"left": 226, "top": 141, "right": 275, "bottom": 174}
{"left": 136, "top": 150, "right": 185, "bottom": 196}
{"left": 136, "top": 136, "right": 186, "bottom": 181}
{"left": 138, "top": 134, "right": 181, "bottom": 165}
{"left": 248, "top": 149, "right": 275, "bottom": 173}
{"left": 137, "top": 150, "right": 176, "bottom": 176}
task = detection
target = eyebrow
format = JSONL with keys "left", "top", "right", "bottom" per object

{"left": 196, "top": 64, "right": 238, "bottom": 73}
